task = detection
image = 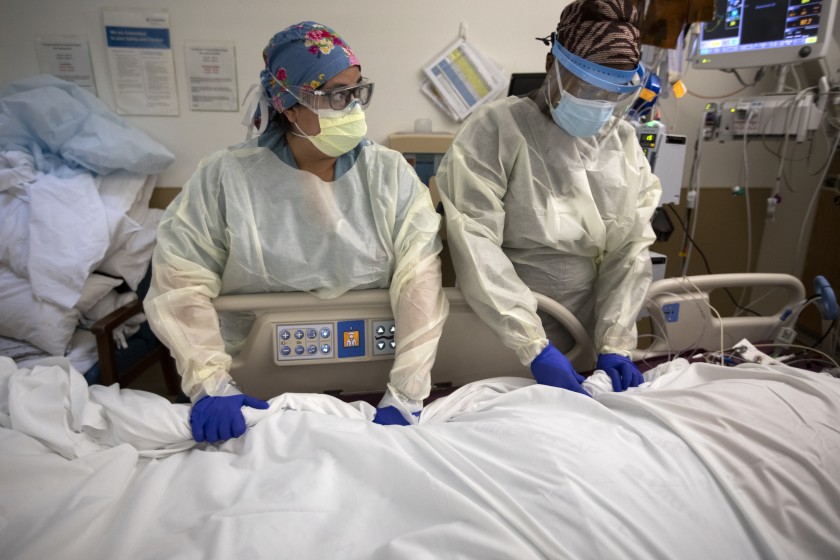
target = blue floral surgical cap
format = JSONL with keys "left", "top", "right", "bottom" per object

{"left": 259, "top": 21, "right": 360, "bottom": 114}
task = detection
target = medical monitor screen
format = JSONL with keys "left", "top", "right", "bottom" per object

{"left": 693, "top": 0, "right": 837, "bottom": 69}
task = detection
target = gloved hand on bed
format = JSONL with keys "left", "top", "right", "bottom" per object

{"left": 373, "top": 385, "right": 422, "bottom": 426}
{"left": 190, "top": 394, "right": 270, "bottom": 443}
{"left": 373, "top": 406, "right": 421, "bottom": 426}
{"left": 596, "top": 353, "right": 644, "bottom": 392}
{"left": 530, "top": 343, "right": 590, "bottom": 397}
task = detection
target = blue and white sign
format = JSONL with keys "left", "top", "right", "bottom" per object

{"left": 103, "top": 8, "right": 179, "bottom": 116}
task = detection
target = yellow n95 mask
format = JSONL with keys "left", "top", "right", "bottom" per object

{"left": 294, "top": 102, "right": 367, "bottom": 157}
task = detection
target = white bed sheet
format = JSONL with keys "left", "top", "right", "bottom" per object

{"left": 1, "top": 357, "right": 838, "bottom": 560}
{"left": 1, "top": 330, "right": 100, "bottom": 374}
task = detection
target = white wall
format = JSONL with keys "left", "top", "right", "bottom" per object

{"left": 0, "top": 0, "right": 565, "bottom": 186}
{"left": 1, "top": 0, "right": 836, "bottom": 276}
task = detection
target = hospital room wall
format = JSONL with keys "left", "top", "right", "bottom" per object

{"left": 0, "top": 0, "right": 568, "bottom": 183}
{"left": 0, "top": 0, "right": 835, "bottom": 281}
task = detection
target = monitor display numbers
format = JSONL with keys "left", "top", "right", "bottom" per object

{"left": 693, "top": 0, "right": 837, "bottom": 69}
{"left": 638, "top": 133, "right": 656, "bottom": 149}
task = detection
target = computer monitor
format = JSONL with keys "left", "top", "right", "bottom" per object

{"left": 692, "top": 0, "right": 839, "bottom": 69}
{"left": 507, "top": 72, "right": 546, "bottom": 97}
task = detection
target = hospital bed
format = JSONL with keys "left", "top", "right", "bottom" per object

{"left": 219, "top": 272, "right": 817, "bottom": 402}
{"left": 2, "top": 274, "right": 838, "bottom": 559}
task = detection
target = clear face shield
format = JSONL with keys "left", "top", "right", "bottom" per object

{"left": 544, "top": 41, "right": 644, "bottom": 144}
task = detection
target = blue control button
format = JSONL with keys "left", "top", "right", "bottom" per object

{"left": 307, "top": 329, "right": 318, "bottom": 339}
{"left": 337, "top": 320, "right": 365, "bottom": 359}
{"left": 294, "top": 329, "right": 304, "bottom": 340}
{"left": 308, "top": 344, "right": 317, "bottom": 354}
{"left": 662, "top": 303, "right": 680, "bottom": 323}
{"left": 294, "top": 345, "right": 305, "bottom": 355}
{"left": 280, "top": 345, "right": 291, "bottom": 356}
{"left": 321, "top": 344, "right": 331, "bottom": 354}
{"left": 280, "top": 330, "right": 291, "bottom": 340}
{"left": 320, "top": 327, "right": 331, "bottom": 339}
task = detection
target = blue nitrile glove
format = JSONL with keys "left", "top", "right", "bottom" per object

{"left": 596, "top": 353, "right": 644, "bottom": 392}
{"left": 190, "top": 394, "right": 270, "bottom": 443}
{"left": 530, "top": 343, "right": 590, "bottom": 397}
{"left": 373, "top": 406, "right": 421, "bottom": 426}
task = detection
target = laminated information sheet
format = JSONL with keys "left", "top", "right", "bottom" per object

{"left": 103, "top": 8, "right": 179, "bottom": 116}
{"left": 184, "top": 42, "right": 238, "bottom": 112}
{"left": 422, "top": 38, "right": 506, "bottom": 122}
{"left": 35, "top": 36, "right": 98, "bottom": 96}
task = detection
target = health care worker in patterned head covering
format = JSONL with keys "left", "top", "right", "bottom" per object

{"left": 145, "top": 22, "right": 448, "bottom": 441}
{"left": 436, "top": 0, "right": 661, "bottom": 396}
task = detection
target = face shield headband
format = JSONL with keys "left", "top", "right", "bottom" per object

{"left": 551, "top": 40, "right": 644, "bottom": 97}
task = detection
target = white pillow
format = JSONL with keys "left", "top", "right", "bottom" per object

{"left": 75, "top": 273, "right": 124, "bottom": 314}
{"left": 27, "top": 172, "right": 110, "bottom": 309}
{"left": 0, "top": 180, "right": 32, "bottom": 278}
{"left": 0, "top": 266, "right": 79, "bottom": 355}
{"left": 0, "top": 335, "right": 48, "bottom": 363}
{"left": 97, "top": 208, "right": 163, "bottom": 291}
{"left": 66, "top": 329, "right": 99, "bottom": 374}
{"left": 97, "top": 172, "right": 155, "bottom": 263}
{"left": 83, "top": 291, "right": 137, "bottom": 322}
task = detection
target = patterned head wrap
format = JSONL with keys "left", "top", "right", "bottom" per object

{"left": 260, "top": 21, "right": 360, "bottom": 114}
{"left": 555, "top": 0, "right": 641, "bottom": 66}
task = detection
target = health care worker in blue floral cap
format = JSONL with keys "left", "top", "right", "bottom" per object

{"left": 146, "top": 22, "right": 448, "bottom": 441}
{"left": 437, "top": 0, "right": 661, "bottom": 397}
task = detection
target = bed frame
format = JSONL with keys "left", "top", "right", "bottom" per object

{"left": 207, "top": 273, "right": 809, "bottom": 399}
{"left": 635, "top": 273, "right": 806, "bottom": 360}
{"left": 214, "top": 288, "right": 595, "bottom": 401}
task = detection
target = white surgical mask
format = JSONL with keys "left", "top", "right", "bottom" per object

{"left": 545, "top": 85, "right": 616, "bottom": 138}
{"left": 294, "top": 102, "right": 367, "bottom": 157}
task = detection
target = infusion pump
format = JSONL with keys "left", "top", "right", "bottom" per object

{"left": 635, "top": 123, "right": 686, "bottom": 207}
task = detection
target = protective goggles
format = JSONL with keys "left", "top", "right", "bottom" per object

{"left": 551, "top": 41, "right": 644, "bottom": 104}
{"left": 289, "top": 78, "right": 374, "bottom": 111}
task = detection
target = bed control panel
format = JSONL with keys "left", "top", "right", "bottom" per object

{"left": 275, "top": 323, "right": 334, "bottom": 361}
{"left": 372, "top": 320, "right": 396, "bottom": 356}
{"left": 273, "top": 319, "right": 396, "bottom": 363}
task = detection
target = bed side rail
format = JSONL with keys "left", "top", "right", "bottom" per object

{"left": 634, "top": 273, "right": 806, "bottom": 360}
{"left": 214, "top": 287, "right": 594, "bottom": 400}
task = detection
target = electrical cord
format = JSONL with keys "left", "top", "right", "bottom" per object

{"left": 681, "top": 275, "right": 726, "bottom": 364}
{"left": 686, "top": 85, "right": 750, "bottom": 100}
{"left": 721, "top": 67, "right": 765, "bottom": 88}
{"left": 634, "top": 332, "right": 675, "bottom": 368}
{"left": 794, "top": 130, "right": 840, "bottom": 274}
{"left": 810, "top": 318, "right": 837, "bottom": 349}
{"left": 664, "top": 203, "right": 761, "bottom": 316}
{"left": 740, "top": 109, "right": 754, "bottom": 285}
{"left": 680, "top": 114, "right": 707, "bottom": 276}
{"left": 807, "top": 120, "right": 838, "bottom": 176}
{"left": 680, "top": 43, "right": 757, "bottom": 100}
{"left": 716, "top": 341, "right": 839, "bottom": 371}
{"left": 749, "top": 342, "right": 840, "bottom": 370}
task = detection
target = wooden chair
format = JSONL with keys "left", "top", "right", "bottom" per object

{"left": 90, "top": 298, "right": 180, "bottom": 394}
